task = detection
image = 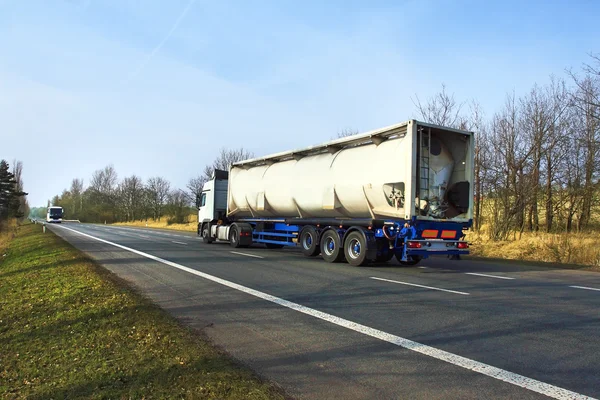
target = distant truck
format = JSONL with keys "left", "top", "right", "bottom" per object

{"left": 46, "top": 206, "right": 64, "bottom": 223}
{"left": 197, "top": 120, "right": 474, "bottom": 266}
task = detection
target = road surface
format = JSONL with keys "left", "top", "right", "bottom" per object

{"left": 49, "top": 223, "right": 600, "bottom": 400}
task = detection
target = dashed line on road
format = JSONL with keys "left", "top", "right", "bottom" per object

{"left": 465, "top": 272, "right": 515, "bottom": 280}
{"left": 56, "top": 224, "right": 594, "bottom": 400}
{"left": 172, "top": 241, "right": 187, "bottom": 245}
{"left": 230, "top": 251, "right": 264, "bottom": 259}
{"left": 370, "top": 276, "right": 470, "bottom": 296}
{"left": 570, "top": 285, "right": 600, "bottom": 292}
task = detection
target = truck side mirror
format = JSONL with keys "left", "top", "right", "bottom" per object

{"left": 195, "top": 194, "right": 201, "bottom": 209}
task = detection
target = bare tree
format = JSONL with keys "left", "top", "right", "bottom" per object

{"left": 201, "top": 147, "right": 254, "bottom": 184}
{"left": 466, "top": 101, "right": 488, "bottom": 231}
{"left": 118, "top": 175, "right": 145, "bottom": 221}
{"left": 336, "top": 128, "right": 360, "bottom": 138}
{"left": 166, "top": 189, "right": 190, "bottom": 224}
{"left": 483, "top": 92, "right": 538, "bottom": 240}
{"left": 147, "top": 176, "right": 171, "bottom": 221}
{"left": 570, "top": 75, "right": 600, "bottom": 230}
{"left": 89, "top": 165, "right": 118, "bottom": 195}
{"left": 187, "top": 175, "right": 206, "bottom": 207}
{"left": 569, "top": 53, "right": 600, "bottom": 121}
{"left": 412, "top": 84, "right": 467, "bottom": 129}
{"left": 519, "top": 78, "right": 570, "bottom": 232}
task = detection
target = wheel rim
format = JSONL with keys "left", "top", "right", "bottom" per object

{"left": 302, "top": 233, "right": 313, "bottom": 250}
{"left": 323, "top": 236, "right": 335, "bottom": 256}
{"left": 348, "top": 238, "right": 361, "bottom": 259}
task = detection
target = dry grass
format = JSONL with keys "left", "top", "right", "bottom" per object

{"left": 0, "top": 218, "right": 18, "bottom": 254}
{"left": 467, "top": 227, "right": 600, "bottom": 269}
{"left": 114, "top": 215, "right": 197, "bottom": 233}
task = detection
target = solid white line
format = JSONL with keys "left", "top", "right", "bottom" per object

{"left": 465, "top": 272, "right": 515, "bottom": 280}
{"left": 56, "top": 225, "right": 595, "bottom": 400}
{"left": 172, "top": 241, "right": 187, "bottom": 245}
{"left": 570, "top": 285, "right": 600, "bottom": 292}
{"left": 370, "top": 276, "right": 470, "bottom": 296}
{"left": 230, "top": 251, "right": 264, "bottom": 259}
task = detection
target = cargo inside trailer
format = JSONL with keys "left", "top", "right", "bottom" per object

{"left": 414, "top": 123, "right": 473, "bottom": 221}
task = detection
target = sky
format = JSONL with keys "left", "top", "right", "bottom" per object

{"left": 1, "top": 0, "right": 598, "bottom": 207}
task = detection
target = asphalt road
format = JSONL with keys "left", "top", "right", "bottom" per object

{"left": 48, "top": 222, "right": 600, "bottom": 400}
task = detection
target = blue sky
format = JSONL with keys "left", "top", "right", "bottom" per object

{"left": 1, "top": 0, "right": 598, "bottom": 206}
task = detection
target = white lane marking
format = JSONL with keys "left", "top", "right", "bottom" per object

{"left": 465, "top": 272, "right": 515, "bottom": 280}
{"left": 418, "top": 266, "right": 429, "bottom": 269}
{"left": 139, "top": 235, "right": 150, "bottom": 239}
{"left": 57, "top": 225, "right": 595, "bottom": 400}
{"left": 370, "top": 277, "right": 470, "bottom": 296}
{"left": 570, "top": 285, "right": 600, "bottom": 292}
{"left": 230, "top": 251, "right": 264, "bottom": 259}
{"left": 172, "top": 241, "right": 187, "bottom": 245}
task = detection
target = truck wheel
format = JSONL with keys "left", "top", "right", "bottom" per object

{"left": 265, "top": 243, "right": 284, "bottom": 249}
{"left": 202, "top": 226, "right": 213, "bottom": 244}
{"left": 344, "top": 231, "right": 369, "bottom": 266}
{"left": 396, "top": 254, "right": 422, "bottom": 266}
{"left": 229, "top": 226, "right": 242, "bottom": 248}
{"left": 300, "top": 226, "right": 320, "bottom": 257}
{"left": 320, "top": 230, "right": 343, "bottom": 263}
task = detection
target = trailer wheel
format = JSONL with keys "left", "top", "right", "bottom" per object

{"left": 300, "top": 226, "right": 320, "bottom": 257}
{"left": 344, "top": 231, "right": 369, "bottom": 266}
{"left": 265, "top": 243, "right": 284, "bottom": 249}
{"left": 229, "top": 225, "right": 242, "bottom": 248}
{"left": 320, "top": 230, "right": 344, "bottom": 263}
{"left": 396, "top": 254, "right": 422, "bottom": 266}
{"left": 202, "top": 225, "right": 213, "bottom": 244}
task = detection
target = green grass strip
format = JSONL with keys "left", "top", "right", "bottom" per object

{"left": 0, "top": 224, "right": 285, "bottom": 400}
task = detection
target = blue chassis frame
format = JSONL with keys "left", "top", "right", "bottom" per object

{"left": 242, "top": 217, "right": 472, "bottom": 259}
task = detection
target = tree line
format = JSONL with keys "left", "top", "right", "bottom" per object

{"left": 414, "top": 54, "right": 600, "bottom": 240}
{"left": 36, "top": 148, "right": 253, "bottom": 225}
{"left": 0, "top": 159, "right": 28, "bottom": 231}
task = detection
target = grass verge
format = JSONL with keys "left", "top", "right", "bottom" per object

{"left": 0, "top": 224, "right": 286, "bottom": 399}
{"left": 468, "top": 230, "right": 600, "bottom": 270}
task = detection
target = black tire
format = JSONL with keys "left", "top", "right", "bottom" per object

{"left": 395, "top": 254, "right": 422, "bottom": 266}
{"left": 344, "top": 231, "right": 370, "bottom": 266}
{"left": 320, "top": 230, "right": 344, "bottom": 263}
{"left": 265, "top": 243, "right": 284, "bottom": 249}
{"left": 229, "top": 225, "right": 242, "bottom": 248}
{"left": 375, "top": 250, "right": 395, "bottom": 263}
{"left": 299, "top": 226, "right": 320, "bottom": 257}
{"left": 202, "top": 225, "right": 213, "bottom": 244}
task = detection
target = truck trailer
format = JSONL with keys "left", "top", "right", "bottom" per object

{"left": 197, "top": 119, "right": 474, "bottom": 266}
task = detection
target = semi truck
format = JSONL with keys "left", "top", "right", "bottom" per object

{"left": 197, "top": 119, "right": 474, "bottom": 266}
